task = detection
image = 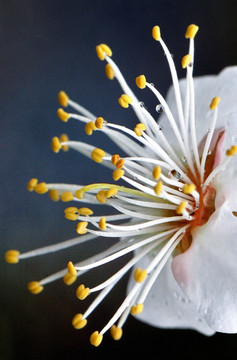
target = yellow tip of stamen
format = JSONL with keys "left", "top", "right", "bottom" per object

{"left": 58, "top": 91, "right": 69, "bottom": 107}
{"left": 5, "top": 250, "right": 20, "bottom": 264}
{"left": 105, "top": 63, "right": 115, "bottom": 80}
{"left": 226, "top": 145, "right": 237, "bottom": 157}
{"left": 182, "top": 54, "right": 192, "bottom": 69}
{"left": 183, "top": 183, "right": 196, "bottom": 194}
{"left": 176, "top": 201, "right": 187, "bottom": 215}
{"left": 72, "top": 313, "right": 87, "bottom": 330}
{"left": 111, "top": 154, "right": 120, "bottom": 165}
{"left": 85, "top": 121, "right": 97, "bottom": 136}
{"left": 91, "top": 148, "right": 106, "bottom": 163}
{"left": 185, "top": 24, "right": 199, "bottom": 39}
{"left": 96, "top": 43, "right": 112, "bottom": 60}
{"left": 116, "top": 158, "right": 124, "bottom": 169}
{"left": 134, "top": 123, "right": 146, "bottom": 136}
{"left": 61, "top": 191, "right": 74, "bottom": 202}
{"left": 113, "top": 169, "right": 124, "bottom": 181}
{"left": 134, "top": 268, "right": 147, "bottom": 283}
{"left": 99, "top": 217, "right": 107, "bottom": 230}
{"left": 76, "top": 284, "right": 90, "bottom": 300}
{"left": 152, "top": 25, "right": 161, "bottom": 41}
{"left": 27, "top": 178, "right": 38, "bottom": 192}
{"left": 75, "top": 189, "right": 85, "bottom": 199}
{"left": 136, "top": 75, "right": 146, "bottom": 89}
{"left": 106, "top": 188, "right": 118, "bottom": 198}
{"left": 130, "top": 303, "right": 144, "bottom": 315}
{"left": 154, "top": 181, "right": 163, "bottom": 196}
{"left": 90, "top": 331, "right": 103, "bottom": 347}
{"left": 110, "top": 325, "right": 123, "bottom": 340}
{"left": 209, "top": 97, "right": 221, "bottom": 110}
{"left": 76, "top": 221, "right": 88, "bottom": 235}
{"left": 27, "top": 281, "right": 44, "bottom": 294}
{"left": 34, "top": 182, "right": 48, "bottom": 194}
{"left": 96, "top": 190, "right": 107, "bottom": 204}
{"left": 95, "top": 117, "right": 104, "bottom": 129}
{"left": 59, "top": 134, "right": 69, "bottom": 152}
{"left": 67, "top": 261, "right": 77, "bottom": 275}
{"left": 152, "top": 166, "right": 161, "bottom": 181}
{"left": 57, "top": 108, "right": 70, "bottom": 122}
{"left": 49, "top": 189, "right": 60, "bottom": 201}
{"left": 63, "top": 272, "right": 77, "bottom": 285}
{"left": 51, "top": 136, "right": 62, "bottom": 153}
{"left": 64, "top": 207, "right": 78, "bottom": 220}
{"left": 118, "top": 94, "right": 132, "bottom": 108}
{"left": 78, "top": 207, "right": 93, "bottom": 216}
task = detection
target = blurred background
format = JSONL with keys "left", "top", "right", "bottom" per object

{"left": 1, "top": 0, "right": 237, "bottom": 359}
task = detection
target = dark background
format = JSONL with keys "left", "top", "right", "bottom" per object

{"left": 1, "top": 0, "right": 237, "bottom": 359}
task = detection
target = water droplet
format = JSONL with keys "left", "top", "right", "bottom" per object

{"left": 207, "top": 150, "right": 212, "bottom": 155}
{"left": 182, "top": 156, "right": 187, "bottom": 163}
{"left": 150, "top": 83, "right": 154, "bottom": 87}
{"left": 168, "top": 169, "right": 181, "bottom": 180}
{"left": 139, "top": 101, "right": 145, "bottom": 108}
{"left": 158, "top": 124, "right": 163, "bottom": 131}
{"left": 156, "top": 104, "right": 164, "bottom": 113}
{"left": 203, "top": 308, "right": 208, "bottom": 315}
{"left": 188, "top": 62, "right": 193, "bottom": 67}
{"left": 207, "top": 128, "right": 211, "bottom": 133}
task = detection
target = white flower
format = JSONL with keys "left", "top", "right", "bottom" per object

{"left": 5, "top": 24, "right": 237, "bottom": 346}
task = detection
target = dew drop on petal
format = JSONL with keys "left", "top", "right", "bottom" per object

{"left": 156, "top": 104, "right": 165, "bottom": 113}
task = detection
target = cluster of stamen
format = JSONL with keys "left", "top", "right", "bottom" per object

{"left": 5, "top": 23, "right": 236, "bottom": 347}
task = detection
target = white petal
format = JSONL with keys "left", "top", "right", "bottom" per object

{"left": 127, "top": 255, "right": 215, "bottom": 335}
{"left": 172, "top": 197, "right": 237, "bottom": 333}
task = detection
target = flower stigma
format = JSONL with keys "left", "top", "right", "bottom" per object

{"left": 5, "top": 24, "right": 237, "bottom": 344}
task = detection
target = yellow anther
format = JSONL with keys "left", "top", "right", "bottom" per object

{"left": 57, "top": 108, "right": 70, "bottom": 122}
{"left": 99, "top": 217, "right": 107, "bottom": 230}
{"left": 152, "top": 25, "right": 161, "bottom": 41}
{"left": 118, "top": 94, "right": 132, "bottom": 108}
{"left": 154, "top": 180, "right": 163, "bottom": 196}
{"left": 67, "top": 261, "right": 77, "bottom": 275}
{"left": 113, "top": 169, "right": 124, "bottom": 181}
{"left": 96, "top": 43, "right": 112, "bottom": 60}
{"left": 176, "top": 201, "right": 187, "bottom": 215}
{"left": 182, "top": 54, "right": 192, "bottom": 69}
{"left": 185, "top": 24, "right": 199, "bottom": 39}
{"left": 27, "top": 178, "right": 38, "bottom": 192}
{"left": 130, "top": 303, "right": 144, "bottom": 315}
{"left": 116, "top": 158, "right": 124, "bottom": 169}
{"left": 27, "top": 281, "right": 44, "bottom": 295}
{"left": 152, "top": 166, "right": 161, "bottom": 180}
{"left": 136, "top": 75, "right": 146, "bottom": 89}
{"left": 63, "top": 272, "right": 77, "bottom": 285}
{"left": 106, "top": 188, "right": 118, "bottom": 198}
{"left": 51, "top": 136, "right": 62, "bottom": 153}
{"left": 111, "top": 154, "right": 120, "bottom": 165}
{"left": 76, "top": 284, "right": 90, "bottom": 300}
{"left": 90, "top": 331, "right": 103, "bottom": 347}
{"left": 96, "top": 190, "right": 107, "bottom": 203}
{"left": 64, "top": 212, "right": 78, "bottom": 221}
{"left": 95, "top": 117, "right": 104, "bottom": 129}
{"left": 59, "top": 134, "right": 69, "bottom": 152}
{"left": 105, "top": 63, "right": 115, "bottom": 80}
{"left": 5, "top": 250, "right": 20, "bottom": 264}
{"left": 226, "top": 145, "right": 237, "bottom": 157}
{"left": 134, "top": 268, "right": 147, "bottom": 283}
{"left": 209, "top": 97, "right": 221, "bottom": 110}
{"left": 58, "top": 91, "right": 69, "bottom": 107}
{"left": 61, "top": 191, "right": 74, "bottom": 202}
{"left": 34, "top": 182, "right": 48, "bottom": 194}
{"left": 75, "top": 189, "right": 85, "bottom": 199}
{"left": 183, "top": 183, "right": 196, "bottom": 194}
{"left": 91, "top": 148, "right": 106, "bottom": 163}
{"left": 85, "top": 121, "right": 97, "bottom": 135}
{"left": 134, "top": 123, "right": 146, "bottom": 136}
{"left": 110, "top": 325, "right": 123, "bottom": 340}
{"left": 49, "top": 189, "right": 60, "bottom": 201}
{"left": 72, "top": 313, "right": 87, "bottom": 330}
{"left": 78, "top": 207, "right": 93, "bottom": 216}
{"left": 76, "top": 221, "right": 88, "bottom": 235}
{"left": 64, "top": 206, "right": 78, "bottom": 214}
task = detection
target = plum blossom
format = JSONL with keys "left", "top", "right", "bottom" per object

{"left": 5, "top": 24, "right": 237, "bottom": 346}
